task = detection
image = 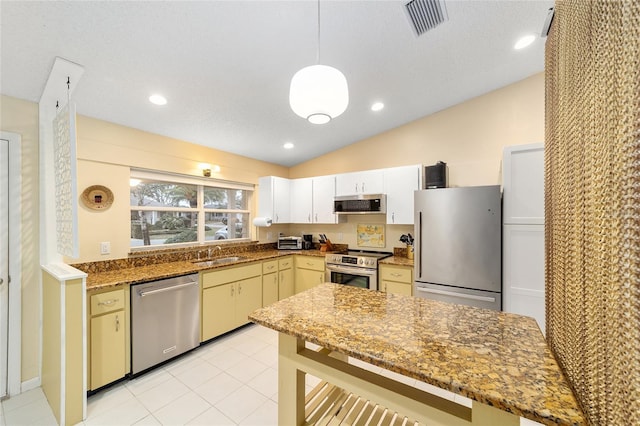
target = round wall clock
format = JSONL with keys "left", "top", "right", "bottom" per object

{"left": 81, "top": 185, "right": 114, "bottom": 210}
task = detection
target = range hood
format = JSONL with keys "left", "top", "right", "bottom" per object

{"left": 334, "top": 194, "right": 386, "bottom": 215}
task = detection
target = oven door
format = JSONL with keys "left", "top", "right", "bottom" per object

{"left": 326, "top": 264, "right": 377, "bottom": 291}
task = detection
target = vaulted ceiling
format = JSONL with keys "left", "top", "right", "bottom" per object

{"left": 1, "top": 0, "right": 553, "bottom": 166}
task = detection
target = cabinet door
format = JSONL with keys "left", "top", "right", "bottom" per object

{"left": 312, "top": 175, "right": 337, "bottom": 224}
{"left": 290, "top": 178, "right": 313, "bottom": 224}
{"left": 384, "top": 165, "right": 421, "bottom": 225}
{"left": 258, "top": 176, "right": 290, "bottom": 223}
{"left": 295, "top": 268, "right": 324, "bottom": 294}
{"left": 273, "top": 177, "right": 291, "bottom": 223}
{"left": 336, "top": 170, "right": 383, "bottom": 195}
{"left": 236, "top": 276, "right": 263, "bottom": 328}
{"left": 382, "top": 281, "right": 413, "bottom": 296}
{"left": 263, "top": 272, "right": 278, "bottom": 307}
{"left": 279, "top": 268, "right": 294, "bottom": 300}
{"left": 503, "top": 144, "right": 544, "bottom": 224}
{"left": 90, "top": 311, "right": 126, "bottom": 390}
{"left": 503, "top": 224, "right": 545, "bottom": 333}
{"left": 202, "top": 283, "right": 236, "bottom": 341}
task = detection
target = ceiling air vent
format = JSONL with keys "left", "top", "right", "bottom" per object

{"left": 405, "top": 0, "right": 449, "bottom": 36}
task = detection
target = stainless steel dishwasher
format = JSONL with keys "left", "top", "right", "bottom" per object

{"left": 131, "top": 273, "right": 200, "bottom": 375}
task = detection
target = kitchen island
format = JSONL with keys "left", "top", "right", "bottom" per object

{"left": 249, "top": 283, "right": 585, "bottom": 426}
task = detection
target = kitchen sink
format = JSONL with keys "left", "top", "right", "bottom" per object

{"left": 192, "top": 256, "right": 245, "bottom": 267}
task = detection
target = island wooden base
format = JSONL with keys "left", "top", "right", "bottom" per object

{"left": 278, "top": 334, "right": 520, "bottom": 426}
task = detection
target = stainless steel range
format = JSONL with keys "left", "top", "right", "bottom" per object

{"left": 325, "top": 251, "right": 392, "bottom": 291}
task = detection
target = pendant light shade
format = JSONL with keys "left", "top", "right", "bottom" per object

{"left": 289, "top": 64, "right": 349, "bottom": 124}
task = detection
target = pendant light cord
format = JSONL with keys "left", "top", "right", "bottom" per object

{"left": 316, "top": 0, "right": 320, "bottom": 64}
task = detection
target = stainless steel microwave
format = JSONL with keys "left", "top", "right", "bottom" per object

{"left": 333, "top": 194, "right": 386, "bottom": 215}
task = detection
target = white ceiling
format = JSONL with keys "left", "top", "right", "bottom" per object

{"left": 1, "top": 0, "right": 553, "bottom": 167}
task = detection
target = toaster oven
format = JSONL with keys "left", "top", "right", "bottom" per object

{"left": 278, "top": 236, "right": 302, "bottom": 250}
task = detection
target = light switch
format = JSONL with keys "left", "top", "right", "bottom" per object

{"left": 100, "top": 241, "right": 111, "bottom": 255}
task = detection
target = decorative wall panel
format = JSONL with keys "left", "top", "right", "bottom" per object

{"left": 545, "top": 1, "right": 639, "bottom": 424}
{"left": 53, "top": 102, "right": 79, "bottom": 258}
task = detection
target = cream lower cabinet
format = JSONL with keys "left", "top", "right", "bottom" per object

{"left": 202, "top": 263, "right": 263, "bottom": 341}
{"left": 89, "top": 288, "right": 126, "bottom": 391}
{"left": 295, "top": 256, "right": 325, "bottom": 294}
{"left": 379, "top": 264, "right": 413, "bottom": 296}
{"left": 279, "top": 257, "right": 294, "bottom": 299}
{"left": 263, "top": 260, "right": 279, "bottom": 307}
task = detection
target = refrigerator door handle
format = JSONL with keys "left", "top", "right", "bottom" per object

{"left": 418, "top": 211, "right": 422, "bottom": 279}
{"left": 415, "top": 287, "right": 497, "bottom": 303}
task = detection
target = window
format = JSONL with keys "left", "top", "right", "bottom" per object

{"left": 130, "top": 170, "right": 253, "bottom": 248}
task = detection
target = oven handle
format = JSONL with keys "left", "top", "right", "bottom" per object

{"left": 327, "top": 264, "right": 377, "bottom": 277}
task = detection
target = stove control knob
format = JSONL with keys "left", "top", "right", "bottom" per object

{"left": 359, "top": 259, "right": 364, "bottom": 265}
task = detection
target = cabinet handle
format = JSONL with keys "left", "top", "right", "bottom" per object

{"left": 355, "top": 183, "right": 358, "bottom": 192}
{"left": 276, "top": 214, "right": 279, "bottom": 223}
{"left": 231, "top": 286, "right": 235, "bottom": 297}
{"left": 392, "top": 212, "right": 395, "bottom": 223}
{"left": 362, "top": 182, "right": 365, "bottom": 192}
{"left": 319, "top": 274, "right": 324, "bottom": 283}
{"left": 98, "top": 299, "right": 118, "bottom": 306}
{"left": 308, "top": 214, "right": 311, "bottom": 223}
{"left": 267, "top": 265, "right": 275, "bottom": 270}
{"left": 115, "top": 314, "right": 120, "bottom": 332}
{"left": 391, "top": 273, "right": 402, "bottom": 277}
{"left": 306, "top": 262, "right": 314, "bottom": 266}
{"left": 315, "top": 213, "right": 318, "bottom": 222}
{"left": 238, "top": 284, "right": 242, "bottom": 294}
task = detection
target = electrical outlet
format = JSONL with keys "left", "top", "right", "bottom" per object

{"left": 266, "top": 232, "right": 273, "bottom": 241}
{"left": 337, "top": 233, "right": 343, "bottom": 241}
{"left": 100, "top": 241, "right": 111, "bottom": 255}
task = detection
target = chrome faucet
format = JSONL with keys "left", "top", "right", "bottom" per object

{"left": 208, "top": 246, "right": 222, "bottom": 258}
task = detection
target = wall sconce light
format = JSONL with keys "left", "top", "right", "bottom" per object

{"left": 199, "top": 163, "right": 220, "bottom": 177}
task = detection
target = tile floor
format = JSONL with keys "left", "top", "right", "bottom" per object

{"left": 1, "top": 324, "right": 541, "bottom": 425}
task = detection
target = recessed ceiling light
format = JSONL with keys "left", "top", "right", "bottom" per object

{"left": 283, "top": 142, "right": 295, "bottom": 149}
{"left": 149, "top": 94, "right": 167, "bottom": 105}
{"left": 514, "top": 35, "right": 536, "bottom": 50}
{"left": 371, "top": 102, "right": 385, "bottom": 112}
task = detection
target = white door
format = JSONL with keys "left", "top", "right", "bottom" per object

{"left": 0, "top": 138, "right": 9, "bottom": 398}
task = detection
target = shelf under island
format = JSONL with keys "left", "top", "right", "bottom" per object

{"left": 249, "top": 283, "right": 585, "bottom": 426}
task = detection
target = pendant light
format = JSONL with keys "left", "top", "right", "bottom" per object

{"left": 289, "top": 0, "right": 348, "bottom": 124}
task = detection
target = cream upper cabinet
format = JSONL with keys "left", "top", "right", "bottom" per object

{"left": 336, "top": 169, "right": 384, "bottom": 196}
{"left": 383, "top": 165, "right": 422, "bottom": 225}
{"left": 290, "top": 178, "right": 313, "bottom": 224}
{"left": 312, "top": 175, "right": 337, "bottom": 224}
{"left": 258, "top": 176, "right": 290, "bottom": 224}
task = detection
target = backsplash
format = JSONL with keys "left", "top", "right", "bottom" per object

{"left": 72, "top": 241, "right": 274, "bottom": 274}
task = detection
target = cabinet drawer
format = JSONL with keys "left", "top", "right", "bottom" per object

{"left": 379, "top": 265, "right": 413, "bottom": 283}
{"left": 202, "top": 263, "right": 262, "bottom": 289}
{"left": 295, "top": 256, "right": 325, "bottom": 272}
{"left": 90, "top": 289, "right": 125, "bottom": 316}
{"left": 278, "top": 257, "right": 293, "bottom": 270}
{"left": 262, "top": 260, "right": 278, "bottom": 274}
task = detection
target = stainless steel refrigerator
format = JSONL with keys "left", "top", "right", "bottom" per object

{"left": 413, "top": 185, "right": 502, "bottom": 310}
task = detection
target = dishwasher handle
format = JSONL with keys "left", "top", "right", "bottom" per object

{"left": 139, "top": 280, "right": 198, "bottom": 297}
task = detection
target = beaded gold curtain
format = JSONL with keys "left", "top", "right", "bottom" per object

{"left": 545, "top": 1, "right": 639, "bottom": 424}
